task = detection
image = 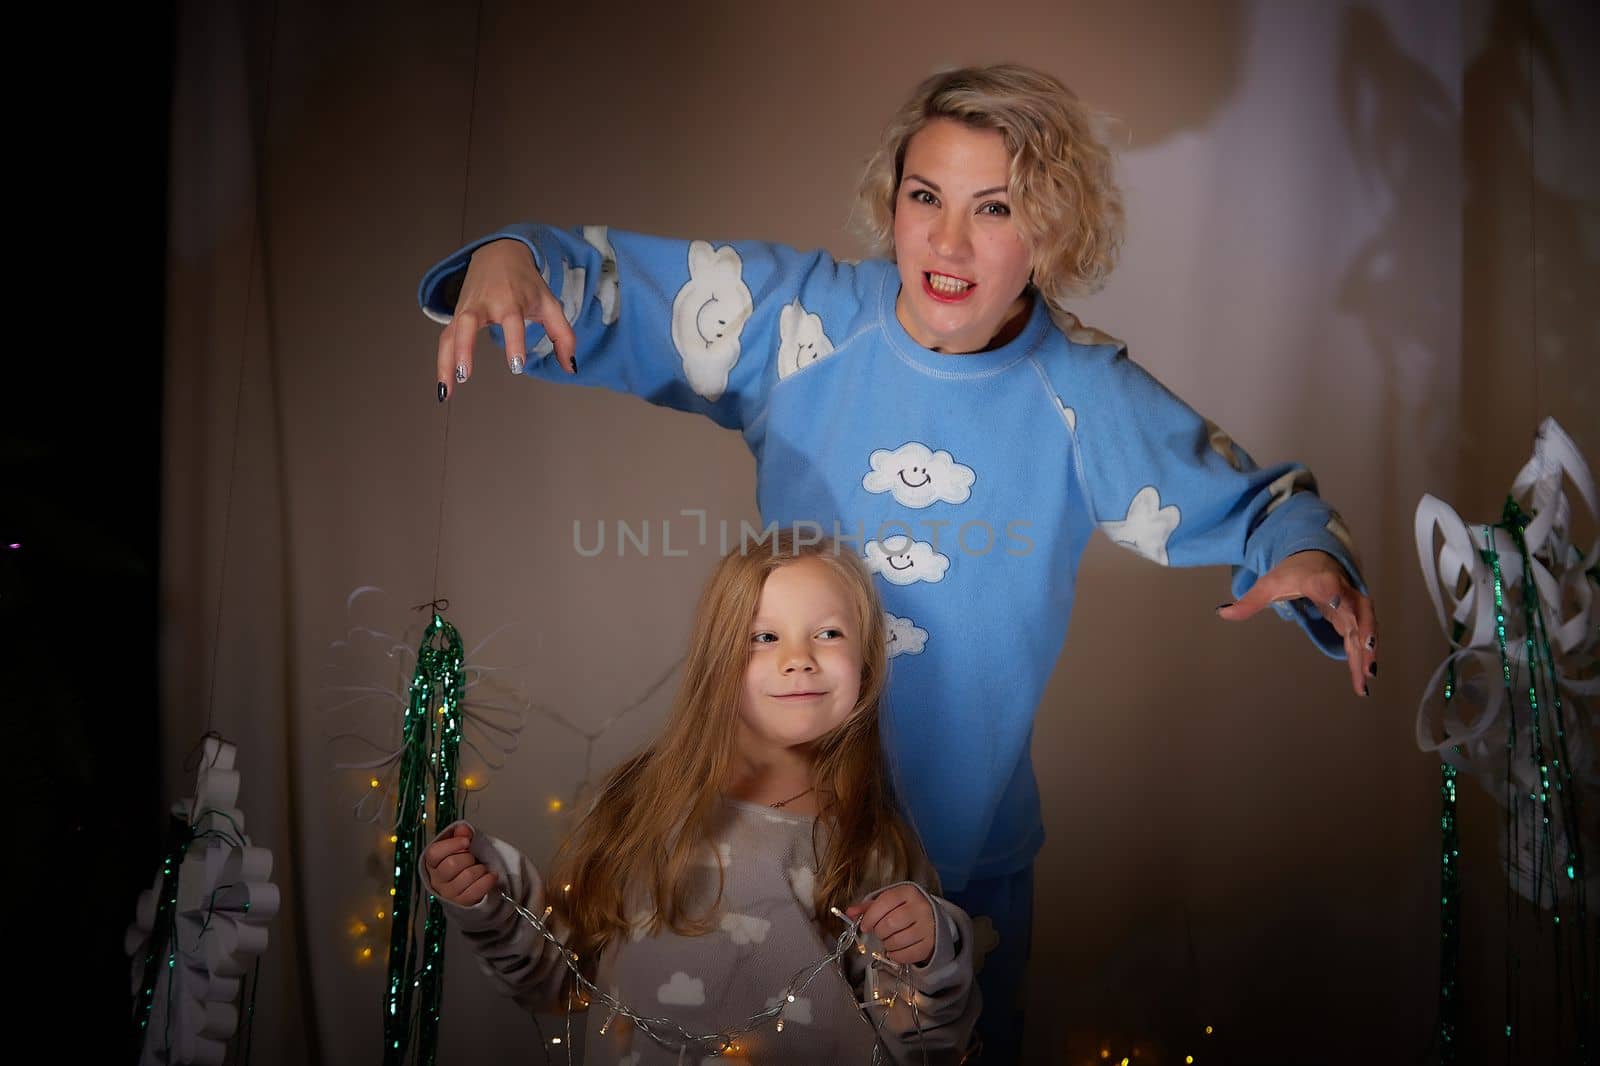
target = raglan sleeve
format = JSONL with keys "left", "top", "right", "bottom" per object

{"left": 1065, "top": 340, "right": 1366, "bottom": 658}
{"left": 421, "top": 820, "right": 574, "bottom": 1014}
{"left": 418, "top": 223, "right": 858, "bottom": 431}
{"left": 841, "top": 852, "right": 981, "bottom": 1064}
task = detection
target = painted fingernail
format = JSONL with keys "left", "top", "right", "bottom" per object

{"left": 1365, "top": 634, "right": 1377, "bottom": 650}
{"left": 1215, "top": 602, "right": 1233, "bottom": 613}
{"left": 455, "top": 364, "right": 468, "bottom": 384}
{"left": 570, "top": 354, "right": 579, "bottom": 374}
{"left": 1368, "top": 662, "right": 1378, "bottom": 678}
{"left": 509, "top": 355, "right": 524, "bottom": 374}
{"left": 437, "top": 382, "right": 447, "bottom": 403}
{"left": 1363, "top": 682, "right": 1371, "bottom": 697}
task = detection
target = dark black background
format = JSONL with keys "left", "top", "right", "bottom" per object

{"left": 8, "top": 4, "right": 174, "bottom": 1054}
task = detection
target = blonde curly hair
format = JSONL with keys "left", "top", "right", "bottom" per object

{"left": 855, "top": 63, "right": 1125, "bottom": 308}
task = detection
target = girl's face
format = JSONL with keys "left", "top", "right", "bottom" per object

{"left": 892, "top": 118, "right": 1033, "bottom": 354}
{"left": 736, "top": 557, "right": 864, "bottom": 761}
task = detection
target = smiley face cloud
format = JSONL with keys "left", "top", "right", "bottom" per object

{"left": 777, "top": 299, "right": 834, "bottom": 379}
{"left": 884, "top": 612, "right": 928, "bottom": 657}
{"left": 863, "top": 442, "right": 976, "bottom": 509}
{"left": 864, "top": 536, "right": 950, "bottom": 586}
{"left": 671, "top": 240, "right": 753, "bottom": 402}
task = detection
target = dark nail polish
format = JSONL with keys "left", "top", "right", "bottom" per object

{"left": 1215, "top": 602, "right": 1233, "bottom": 612}
{"left": 437, "top": 382, "right": 447, "bottom": 403}
{"left": 1363, "top": 682, "right": 1370, "bottom": 697}
{"left": 570, "top": 355, "right": 579, "bottom": 374}
{"left": 1368, "top": 662, "right": 1378, "bottom": 678}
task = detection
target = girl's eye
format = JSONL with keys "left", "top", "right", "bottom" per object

{"left": 817, "top": 628, "right": 845, "bottom": 640}
{"left": 979, "top": 201, "right": 1011, "bottom": 216}
{"left": 751, "top": 632, "right": 777, "bottom": 645}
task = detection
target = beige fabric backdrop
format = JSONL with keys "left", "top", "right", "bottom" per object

{"left": 159, "top": 0, "right": 1596, "bottom": 1061}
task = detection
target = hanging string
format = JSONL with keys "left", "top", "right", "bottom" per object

{"left": 200, "top": 0, "right": 281, "bottom": 740}
{"left": 1525, "top": 0, "right": 1541, "bottom": 433}
{"left": 430, "top": 0, "right": 486, "bottom": 607}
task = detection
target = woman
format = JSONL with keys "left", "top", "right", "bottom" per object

{"left": 418, "top": 64, "right": 1378, "bottom": 1062}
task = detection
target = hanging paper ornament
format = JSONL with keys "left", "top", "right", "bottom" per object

{"left": 1414, "top": 416, "right": 1598, "bottom": 1061}
{"left": 1415, "top": 416, "right": 1599, "bottom": 908}
{"left": 126, "top": 735, "right": 280, "bottom": 1064}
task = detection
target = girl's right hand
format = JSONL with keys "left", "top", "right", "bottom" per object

{"left": 436, "top": 238, "right": 578, "bottom": 398}
{"left": 423, "top": 823, "right": 498, "bottom": 906}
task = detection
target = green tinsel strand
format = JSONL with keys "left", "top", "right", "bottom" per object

{"left": 1483, "top": 523, "right": 1523, "bottom": 1064}
{"left": 1440, "top": 759, "right": 1461, "bottom": 1064}
{"left": 1503, "top": 498, "right": 1594, "bottom": 1057}
{"left": 383, "top": 613, "right": 466, "bottom": 1066}
{"left": 131, "top": 814, "right": 195, "bottom": 1060}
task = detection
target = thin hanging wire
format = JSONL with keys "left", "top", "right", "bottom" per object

{"left": 202, "top": 0, "right": 282, "bottom": 740}
{"left": 1526, "top": 0, "right": 1541, "bottom": 429}
{"left": 430, "top": 0, "right": 486, "bottom": 608}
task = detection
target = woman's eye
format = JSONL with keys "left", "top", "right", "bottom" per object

{"left": 909, "top": 188, "right": 937, "bottom": 206}
{"left": 979, "top": 201, "right": 1011, "bottom": 216}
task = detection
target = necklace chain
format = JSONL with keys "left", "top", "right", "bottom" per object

{"left": 769, "top": 785, "right": 815, "bottom": 809}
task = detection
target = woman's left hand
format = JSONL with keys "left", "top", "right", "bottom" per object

{"left": 1216, "top": 549, "right": 1378, "bottom": 696}
{"left": 844, "top": 886, "right": 936, "bottom": 966}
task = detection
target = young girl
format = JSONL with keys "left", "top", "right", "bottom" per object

{"left": 419, "top": 63, "right": 1378, "bottom": 1060}
{"left": 421, "top": 533, "right": 979, "bottom": 1064}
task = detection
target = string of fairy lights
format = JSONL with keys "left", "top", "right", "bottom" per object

{"left": 500, "top": 887, "right": 929, "bottom": 1064}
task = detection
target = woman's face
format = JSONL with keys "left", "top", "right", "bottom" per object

{"left": 892, "top": 118, "right": 1033, "bottom": 354}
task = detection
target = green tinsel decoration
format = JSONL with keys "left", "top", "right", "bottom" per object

{"left": 383, "top": 612, "right": 465, "bottom": 1066}
{"left": 1442, "top": 499, "right": 1594, "bottom": 1063}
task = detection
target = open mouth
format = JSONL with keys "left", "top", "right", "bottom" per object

{"left": 923, "top": 271, "right": 975, "bottom": 302}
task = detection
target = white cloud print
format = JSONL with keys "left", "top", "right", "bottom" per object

{"left": 531, "top": 260, "right": 586, "bottom": 359}
{"left": 670, "top": 240, "right": 752, "bottom": 402}
{"left": 1100, "top": 485, "right": 1181, "bottom": 566}
{"left": 581, "top": 225, "right": 620, "bottom": 325}
{"left": 776, "top": 298, "right": 834, "bottom": 378}
{"left": 864, "top": 536, "right": 950, "bottom": 586}
{"left": 719, "top": 912, "right": 771, "bottom": 945}
{"left": 884, "top": 612, "right": 928, "bottom": 657}
{"left": 786, "top": 866, "right": 815, "bottom": 908}
{"left": 1054, "top": 395, "right": 1077, "bottom": 431}
{"left": 862, "top": 442, "right": 976, "bottom": 509}
{"left": 658, "top": 971, "right": 706, "bottom": 1006}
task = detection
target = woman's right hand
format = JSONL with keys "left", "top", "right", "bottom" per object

{"left": 423, "top": 823, "right": 498, "bottom": 906}
{"left": 436, "top": 238, "right": 578, "bottom": 399}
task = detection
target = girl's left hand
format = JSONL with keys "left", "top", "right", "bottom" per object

{"left": 1216, "top": 549, "right": 1378, "bottom": 696}
{"left": 845, "top": 886, "right": 935, "bottom": 966}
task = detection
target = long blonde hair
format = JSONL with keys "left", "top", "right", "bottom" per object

{"left": 549, "top": 531, "right": 919, "bottom": 960}
{"left": 855, "top": 62, "right": 1126, "bottom": 308}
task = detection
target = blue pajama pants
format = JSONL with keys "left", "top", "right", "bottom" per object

{"left": 945, "top": 864, "right": 1035, "bottom": 1064}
